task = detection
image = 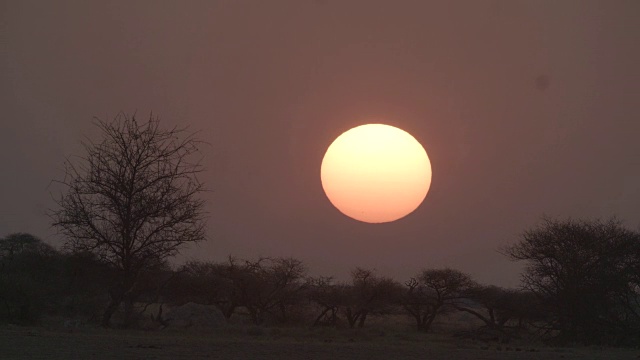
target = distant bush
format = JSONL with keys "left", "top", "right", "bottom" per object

{"left": 57, "top": 251, "right": 111, "bottom": 321}
{"left": 164, "top": 257, "right": 308, "bottom": 326}
{"left": 0, "top": 233, "right": 116, "bottom": 324}
{"left": 0, "top": 233, "right": 62, "bottom": 323}
{"left": 401, "top": 268, "right": 475, "bottom": 333}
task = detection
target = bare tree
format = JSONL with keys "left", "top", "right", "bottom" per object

{"left": 402, "top": 268, "right": 475, "bottom": 332}
{"left": 307, "top": 276, "right": 344, "bottom": 327}
{"left": 239, "top": 257, "right": 307, "bottom": 325}
{"left": 343, "top": 268, "right": 401, "bottom": 328}
{"left": 264, "top": 257, "right": 307, "bottom": 323}
{"left": 50, "top": 113, "right": 206, "bottom": 327}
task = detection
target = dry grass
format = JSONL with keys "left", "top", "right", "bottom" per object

{"left": 2, "top": 320, "right": 639, "bottom": 360}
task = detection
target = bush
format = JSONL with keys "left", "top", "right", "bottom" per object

{"left": 0, "top": 233, "right": 62, "bottom": 323}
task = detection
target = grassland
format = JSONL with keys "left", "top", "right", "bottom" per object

{"left": 2, "top": 322, "right": 638, "bottom": 360}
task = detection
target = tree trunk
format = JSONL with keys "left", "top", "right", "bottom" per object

{"left": 313, "top": 307, "right": 331, "bottom": 327}
{"left": 279, "top": 302, "right": 287, "bottom": 323}
{"left": 422, "top": 313, "right": 437, "bottom": 333}
{"left": 346, "top": 308, "right": 359, "bottom": 328}
{"left": 330, "top": 308, "right": 337, "bottom": 325}
{"left": 403, "top": 306, "right": 424, "bottom": 331}
{"left": 101, "top": 297, "right": 121, "bottom": 327}
{"left": 156, "top": 304, "right": 167, "bottom": 327}
{"left": 122, "top": 296, "right": 135, "bottom": 328}
{"left": 248, "top": 306, "right": 261, "bottom": 325}
{"left": 454, "top": 305, "right": 496, "bottom": 329}
{"left": 357, "top": 311, "right": 368, "bottom": 328}
{"left": 223, "top": 304, "right": 236, "bottom": 320}
{"left": 413, "top": 314, "right": 422, "bottom": 331}
{"left": 102, "top": 273, "right": 137, "bottom": 327}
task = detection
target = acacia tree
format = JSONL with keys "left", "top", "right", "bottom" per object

{"left": 402, "top": 268, "right": 475, "bottom": 332}
{"left": 307, "top": 276, "right": 345, "bottom": 327}
{"left": 342, "top": 268, "right": 401, "bottom": 328}
{"left": 226, "top": 257, "right": 307, "bottom": 325}
{"left": 259, "top": 257, "right": 307, "bottom": 323}
{"left": 51, "top": 113, "right": 206, "bottom": 327}
{"left": 503, "top": 217, "right": 640, "bottom": 345}
{"left": 165, "top": 257, "right": 307, "bottom": 325}
{"left": 451, "top": 285, "right": 544, "bottom": 341}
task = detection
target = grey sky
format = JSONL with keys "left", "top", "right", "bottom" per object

{"left": 1, "top": 0, "right": 639, "bottom": 286}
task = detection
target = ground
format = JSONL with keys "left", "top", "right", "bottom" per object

{"left": 1, "top": 325, "right": 638, "bottom": 360}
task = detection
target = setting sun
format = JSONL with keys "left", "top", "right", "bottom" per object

{"left": 321, "top": 124, "right": 432, "bottom": 223}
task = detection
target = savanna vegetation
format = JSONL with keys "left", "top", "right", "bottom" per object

{"left": 2, "top": 217, "right": 640, "bottom": 348}
{"left": 2, "top": 114, "right": 640, "bottom": 354}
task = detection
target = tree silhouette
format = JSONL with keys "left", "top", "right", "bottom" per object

{"left": 166, "top": 257, "right": 307, "bottom": 325}
{"left": 343, "top": 268, "right": 401, "bottom": 328}
{"left": 452, "top": 285, "right": 543, "bottom": 341}
{"left": 0, "top": 233, "right": 54, "bottom": 258}
{"left": 402, "top": 268, "right": 475, "bottom": 332}
{"left": 503, "top": 217, "right": 640, "bottom": 344}
{"left": 308, "top": 276, "right": 344, "bottom": 327}
{"left": 51, "top": 113, "right": 206, "bottom": 327}
{"left": 0, "top": 233, "right": 60, "bottom": 323}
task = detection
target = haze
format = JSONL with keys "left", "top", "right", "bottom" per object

{"left": 1, "top": 0, "right": 639, "bottom": 286}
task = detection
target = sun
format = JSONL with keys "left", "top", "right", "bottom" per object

{"left": 321, "top": 124, "right": 432, "bottom": 223}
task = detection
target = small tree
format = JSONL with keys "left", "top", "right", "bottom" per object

{"left": 51, "top": 113, "right": 206, "bottom": 327}
{"left": 342, "top": 268, "right": 401, "bottom": 328}
{"left": 235, "top": 257, "right": 307, "bottom": 325}
{"left": 451, "top": 285, "right": 544, "bottom": 341}
{"left": 402, "top": 268, "right": 475, "bottom": 332}
{"left": 262, "top": 257, "right": 307, "bottom": 323}
{"left": 452, "top": 285, "right": 517, "bottom": 331}
{"left": 307, "top": 276, "right": 345, "bottom": 327}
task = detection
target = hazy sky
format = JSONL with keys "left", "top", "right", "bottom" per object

{"left": 2, "top": 0, "right": 639, "bottom": 286}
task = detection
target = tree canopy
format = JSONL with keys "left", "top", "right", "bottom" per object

{"left": 51, "top": 113, "right": 206, "bottom": 326}
{"left": 503, "top": 217, "right": 640, "bottom": 344}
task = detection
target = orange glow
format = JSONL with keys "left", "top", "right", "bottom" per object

{"left": 321, "top": 124, "right": 432, "bottom": 223}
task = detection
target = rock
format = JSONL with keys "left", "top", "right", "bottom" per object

{"left": 163, "top": 303, "right": 226, "bottom": 329}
